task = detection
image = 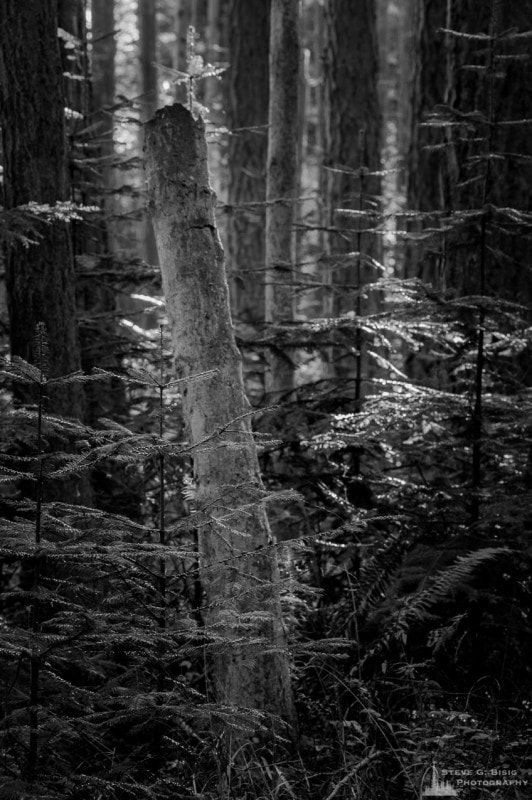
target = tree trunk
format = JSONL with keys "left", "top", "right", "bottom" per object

{"left": 265, "top": 0, "right": 300, "bottom": 398}
{"left": 323, "top": 0, "right": 381, "bottom": 220}
{"left": 173, "top": 0, "right": 192, "bottom": 104}
{"left": 0, "top": 0, "right": 84, "bottom": 418}
{"left": 322, "top": 0, "right": 381, "bottom": 385}
{"left": 144, "top": 104, "right": 295, "bottom": 740}
{"left": 138, "top": 0, "right": 159, "bottom": 267}
{"left": 91, "top": 0, "right": 116, "bottom": 204}
{"left": 59, "top": 0, "right": 89, "bottom": 125}
{"left": 405, "top": 0, "right": 448, "bottom": 230}
{"left": 447, "top": 0, "right": 532, "bottom": 301}
{"left": 57, "top": 0, "right": 123, "bottom": 430}
{"left": 203, "top": 0, "right": 228, "bottom": 200}
{"left": 138, "top": 0, "right": 158, "bottom": 120}
{"left": 205, "top": 0, "right": 222, "bottom": 112}
{"left": 226, "top": 0, "right": 271, "bottom": 326}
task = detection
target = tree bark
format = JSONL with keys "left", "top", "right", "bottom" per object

{"left": 56, "top": 0, "right": 124, "bottom": 432}
{"left": 323, "top": 0, "right": 381, "bottom": 217}
{"left": 173, "top": 0, "right": 192, "bottom": 104}
{"left": 91, "top": 0, "right": 116, "bottom": 198}
{"left": 448, "top": 0, "right": 532, "bottom": 301}
{"left": 265, "top": 0, "right": 300, "bottom": 398}
{"left": 0, "top": 0, "right": 84, "bottom": 418}
{"left": 322, "top": 0, "right": 382, "bottom": 383}
{"left": 138, "top": 0, "right": 159, "bottom": 267}
{"left": 138, "top": 0, "right": 158, "bottom": 121}
{"left": 59, "top": 0, "right": 89, "bottom": 123}
{"left": 205, "top": 0, "right": 222, "bottom": 111}
{"left": 227, "top": 0, "right": 271, "bottom": 326}
{"left": 144, "top": 104, "right": 295, "bottom": 739}
{"left": 405, "top": 0, "right": 448, "bottom": 230}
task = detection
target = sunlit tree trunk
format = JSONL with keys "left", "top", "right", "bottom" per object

{"left": 265, "top": 0, "right": 300, "bottom": 398}
{"left": 227, "top": 0, "right": 271, "bottom": 326}
{"left": 145, "top": 104, "right": 295, "bottom": 740}
{"left": 0, "top": 0, "right": 84, "bottom": 417}
{"left": 376, "top": 0, "right": 408, "bottom": 281}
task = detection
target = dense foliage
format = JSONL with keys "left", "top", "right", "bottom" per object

{"left": 0, "top": 1, "right": 531, "bottom": 798}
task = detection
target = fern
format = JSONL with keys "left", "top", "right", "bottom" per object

{"left": 394, "top": 547, "right": 510, "bottom": 631}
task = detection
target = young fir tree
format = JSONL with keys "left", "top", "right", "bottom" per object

{"left": 0, "top": 326, "right": 265, "bottom": 797}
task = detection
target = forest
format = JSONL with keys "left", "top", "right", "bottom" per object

{"left": 0, "top": 0, "right": 531, "bottom": 798}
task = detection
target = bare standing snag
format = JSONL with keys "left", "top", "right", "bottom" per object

{"left": 144, "top": 104, "right": 295, "bottom": 740}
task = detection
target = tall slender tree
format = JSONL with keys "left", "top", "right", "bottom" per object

{"left": 91, "top": 0, "right": 116, "bottom": 203}
{"left": 323, "top": 0, "right": 381, "bottom": 221}
{"left": 226, "top": 0, "right": 271, "bottom": 325}
{"left": 0, "top": 0, "right": 84, "bottom": 417}
{"left": 405, "top": 0, "right": 448, "bottom": 234}
{"left": 173, "top": 0, "right": 192, "bottom": 104}
{"left": 138, "top": 0, "right": 159, "bottom": 267}
{"left": 205, "top": 0, "right": 223, "bottom": 111}
{"left": 138, "top": 0, "right": 158, "bottom": 121}
{"left": 59, "top": 0, "right": 89, "bottom": 124}
{"left": 265, "top": 0, "right": 300, "bottom": 398}
{"left": 56, "top": 0, "right": 125, "bottom": 432}
{"left": 322, "top": 0, "right": 381, "bottom": 385}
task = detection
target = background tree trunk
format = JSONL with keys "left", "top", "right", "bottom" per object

{"left": 57, "top": 0, "right": 125, "bottom": 430}
{"left": 323, "top": 0, "right": 381, "bottom": 226}
{"left": 173, "top": 0, "right": 193, "bottom": 104}
{"left": 322, "top": 0, "right": 381, "bottom": 385}
{"left": 405, "top": 0, "right": 448, "bottom": 231}
{"left": 226, "top": 0, "right": 271, "bottom": 326}
{"left": 447, "top": 0, "right": 532, "bottom": 302}
{"left": 138, "top": 0, "right": 158, "bottom": 121}
{"left": 265, "top": 0, "right": 300, "bottom": 398}
{"left": 0, "top": 0, "right": 84, "bottom": 417}
{"left": 91, "top": 0, "right": 116, "bottom": 209}
{"left": 59, "top": 0, "right": 89, "bottom": 123}
{"left": 138, "top": 0, "right": 159, "bottom": 267}
{"left": 205, "top": 0, "right": 222, "bottom": 113}
{"left": 145, "top": 104, "right": 295, "bottom": 738}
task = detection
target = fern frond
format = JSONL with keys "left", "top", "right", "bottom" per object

{"left": 397, "top": 547, "right": 510, "bottom": 629}
{"left": 356, "top": 534, "right": 408, "bottom": 618}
